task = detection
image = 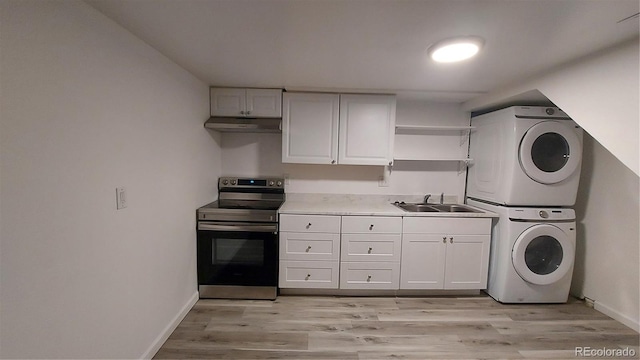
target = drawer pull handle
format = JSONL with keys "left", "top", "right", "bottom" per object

{"left": 442, "top": 236, "right": 447, "bottom": 243}
{"left": 369, "top": 224, "right": 374, "bottom": 230}
{"left": 305, "top": 274, "right": 311, "bottom": 280}
{"left": 368, "top": 247, "right": 373, "bottom": 254}
{"left": 306, "top": 223, "right": 312, "bottom": 229}
{"left": 306, "top": 245, "right": 312, "bottom": 252}
{"left": 450, "top": 237, "right": 453, "bottom": 243}
{"left": 367, "top": 275, "right": 372, "bottom": 282}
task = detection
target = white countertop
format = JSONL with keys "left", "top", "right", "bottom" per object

{"left": 279, "top": 194, "right": 498, "bottom": 218}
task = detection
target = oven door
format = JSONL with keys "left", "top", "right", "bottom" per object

{"left": 197, "top": 222, "right": 278, "bottom": 287}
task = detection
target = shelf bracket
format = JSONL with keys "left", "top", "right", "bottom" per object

{"left": 459, "top": 129, "right": 471, "bottom": 147}
{"left": 458, "top": 159, "right": 471, "bottom": 174}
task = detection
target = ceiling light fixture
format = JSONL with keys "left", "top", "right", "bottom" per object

{"left": 428, "top": 36, "right": 484, "bottom": 63}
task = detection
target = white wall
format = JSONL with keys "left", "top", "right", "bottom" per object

{"left": 464, "top": 38, "right": 640, "bottom": 176}
{"left": 571, "top": 133, "right": 639, "bottom": 331}
{"left": 0, "top": 1, "right": 221, "bottom": 358}
{"left": 221, "top": 101, "right": 470, "bottom": 200}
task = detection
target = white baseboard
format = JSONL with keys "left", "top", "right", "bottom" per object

{"left": 594, "top": 300, "right": 639, "bottom": 333}
{"left": 140, "top": 291, "right": 199, "bottom": 359}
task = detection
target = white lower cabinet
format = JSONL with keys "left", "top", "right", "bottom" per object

{"left": 340, "top": 216, "right": 402, "bottom": 290}
{"left": 279, "top": 213, "right": 492, "bottom": 292}
{"left": 279, "top": 260, "right": 339, "bottom": 289}
{"left": 279, "top": 214, "right": 341, "bottom": 289}
{"left": 400, "top": 217, "right": 491, "bottom": 290}
{"left": 400, "top": 234, "right": 447, "bottom": 289}
{"left": 340, "top": 261, "right": 400, "bottom": 289}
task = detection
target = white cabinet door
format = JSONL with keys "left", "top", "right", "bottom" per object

{"left": 341, "top": 234, "right": 402, "bottom": 262}
{"left": 400, "top": 234, "right": 447, "bottom": 289}
{"left": 282, "top": 93, "right": 339, "bottom": 164}
{"left": 280, "top": 232, "right": 340, "bottom": 261}
{"left": 340, "top": 261, "right": 400, "bottom": 290}
{"left": 210, "top": 88, "right": 246, "bottom": 117}
{"left": 338, "top": 94, "right": 396, "bottom": 166}
{"left": 341, "top": 216, "right": 402, "bottom": 234}
{"left": 279, "top": 214, "right": 341, "bottom": 233}
{"left": 211, "top": 88, "right": 282, "bottom": 117}
{"left": 246, "top": 89, "right": 282, "bottom": 117}
{"left": 279, "top": 260, "right": 339, "bottom": 289}
{"left": 444, "top": 234, "right": 490, "bottom": 289}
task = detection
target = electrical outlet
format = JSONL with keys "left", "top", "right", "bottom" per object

{"left": 116, "top": 187, "right": 127, "bottom": 209}
{"left": 378, "top": 176, "right": 389, "bottom": 187}
{"left": 283, "top": 173, "right": 290, "bottom": 185}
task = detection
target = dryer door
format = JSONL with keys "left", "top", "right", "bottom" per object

{"left": 512, "top": 224, "right": 574, "bottom": 285}
{"left": 519, "top": 121, "right": 582, "bottom": 184}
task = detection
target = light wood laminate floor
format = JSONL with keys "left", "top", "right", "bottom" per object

{"left": 154, "top": 295, "right": 639, "bottom": 359}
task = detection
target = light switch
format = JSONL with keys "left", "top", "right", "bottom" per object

{"left": 116, "top": 187, "right": 127, "bottom": 209}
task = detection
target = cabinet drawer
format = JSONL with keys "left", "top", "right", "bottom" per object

{"left": 340, "top": 262, "right": 400, "bottom": 290}
{"left": 279, "top": 214, "right": 341, "bottom": 233}
{"left": 279, "top": 260, "right": 339, "bottom": 289}
{"left": 341, "top": 234, "right": 401, "bottom": 262}
{"left": 403, "top": 217, "right": 491, "bottom": 235}
{"left": 341, "top": 216, "right": 402, "bottom": 234}
{"left": 280, "top": 232, "right": 340, "bottom": 261}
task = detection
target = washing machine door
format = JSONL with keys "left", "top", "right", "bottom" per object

{"left": 519, "top": 121, "right": 582, "bottom": 184}
{"left": 512, "top": 224, "right": 574, "bottom": 285}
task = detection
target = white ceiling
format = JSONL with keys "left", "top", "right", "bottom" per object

{"left": 87, "top": 0, "right": 639, "bottom": 102}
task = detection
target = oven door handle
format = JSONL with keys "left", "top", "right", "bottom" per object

{"left": 198, "top": 223, "right": 278, "bottom": 232}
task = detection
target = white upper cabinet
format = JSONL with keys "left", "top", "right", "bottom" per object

{"left": 210, "top": 88, "right": 282, "bottom": 117}
{"left": 339, "top": 94, "right": 396, "bottom": 166}
{"left": 282, "top": 92, "right": 340, "bottom": 164}
{"left": 282, "top": 92, "right": 396, "bottom": 166}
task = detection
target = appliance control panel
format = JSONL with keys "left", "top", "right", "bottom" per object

{"left": 508, "top": 207, "right": 575, "bottom": 221}
{"left": 219, "top": 177, "right": 284, "bottom": 189}
{"left": 513, "top": 106, "right": 571, "bottom": 120}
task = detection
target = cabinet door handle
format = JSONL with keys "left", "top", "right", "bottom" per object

{"left": 368, "top": 247, "right": 373, "bottom": 254}
{"left": 331, "top": 160, "right": 336, "bottom": 164}
{"left": 306, "top": 223, "right": 312, "bottom": 229}
{"left": 240, "top": 110, "right": 245, "bottom": 115}
{"left": 442, "top": 237, "right": 447, "bottom": 243}
{"left": 305, "top": 274, "right": 311, "bottom": 280}
{"left": 306, "top": 245, "right": 312, "bottom": 252}
{"left": 369, "top": 224, "right": 374, "bottom": 230}
{"left": 450, "top": 237, "right": 453, "bottom": 243}
{"left": 246, "top": 110, "right": 251, "bottom": 115}
{"left": 367, "top": 275, "right": 372, "bottom": 282}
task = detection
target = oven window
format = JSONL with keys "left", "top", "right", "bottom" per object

{"left": 213, "top": 238, "right": 264, "bottom": 266}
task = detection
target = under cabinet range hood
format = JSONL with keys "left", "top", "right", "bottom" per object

{"left": 204, "top": 117, "right": 282, "bottom": 133}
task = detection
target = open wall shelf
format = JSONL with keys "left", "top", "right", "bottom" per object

{"left": 395, "top": 125, "right": 475, "bottom": 133}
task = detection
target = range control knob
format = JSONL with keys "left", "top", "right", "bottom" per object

{"left": 539, "top": 210, "right": 549, "bottom": 219}
{"left": 545, "top": 108, "right": 555, "bottom": 115}
{"left": 276, "top": 181, "right": 283, "bottom": 187}
{"left": 269, "top": 180, "right": 275, "bottom": 186}
{"left": 222, "top": 179, "right": 229, "bottom": 185}
{"left": 230, "top": 179, "right": 237, "bottom": 185}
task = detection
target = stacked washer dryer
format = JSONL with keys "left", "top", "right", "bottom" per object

{"left": 466, "top": 106, "right": 583, "bottom": 303}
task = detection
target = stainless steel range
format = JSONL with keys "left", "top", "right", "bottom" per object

{"left": 197, "top": 177, "right": 284, "bottom": 300}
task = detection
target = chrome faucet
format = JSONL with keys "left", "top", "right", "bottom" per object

{"left": 440, "top": 193, "right": 445, "bottom": 204}
{"left": 423, "top": 194, "right": 431, "bottom": 204}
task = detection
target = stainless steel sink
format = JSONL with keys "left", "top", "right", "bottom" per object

{"left": 429, "top": 204, "right": 481, "bottom": 213}
{"left": 393, "top": 202, "right": 481, "bottom": 213}
{"left": 395, "top": 203, "right": 440, "bottom": 212}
